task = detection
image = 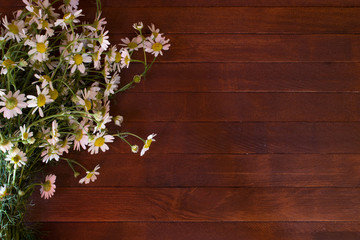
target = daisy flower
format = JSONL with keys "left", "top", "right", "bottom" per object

{"left": 140, "top": 133, "right": 156, "bottom": 156}
{"left": 5, "top": 148, "right": 27, "bottom": 168}
{"left": 120, "top": 35, "right": 143, "bottom": 51}
{"left": 93, "top": 113, "right": 112, "bottom": 133}
{"left": 104, "top": 73, "right": 120, "bottom": 97}
{"left": 111, "top": 48, "right": 123, "bottom": 72}
{"left": 40, "top": 174, "right": 56, "bottom": 199}
{"left": 41, "top": 145, "right": 61, "bottom": 163}
{"left": 148, "top": 23, "right": 161, "bottom": 39}
{"left": 25, "top": 35, "right": 49, "bottom": 62}
{"left": 59, "top": 137, "right": 72, "bottom": 154}
{"left": 96, "top": 30, "right": 110, "bottom": 51}
{"left": 88, "top": 132, "right": 114, "bottom": 154}
{"left": 79, "top": 165, "right": 100, "bottom": 184}
{"left": 55, "top": 8, "right": 83, "bottom": 30}
{"left": 35, "top": 15, "right": 54, "bottom": 37}
{"left": 0, "top": 185, "right": 7, "bottom": 199}
{"left": 68, "top": 43, "right": 92, "bottom": 73}
{"left": 0, "top": 90, "right": 27, "bottom": 119}
{"left": 34, "top": 74, "right": 53, "bottom": 90}
{"left": 20, "top": 125, "right": 33, "bottom": 141}
{"left": 77, "top": 89, "right": 93, "bottom": 111}
{"left": 2, "top": 15, "right": 26, "bottom": 42}
{"left": 27, "top": 85, "right": 53, "bottom": 117}
{"left": 88, "top": 82, "right": 101, "bottom": 100}
{"left": 47, "top": 120, "right": 60, "bottom": 145}
{"left": 71, "top": 120, "right": 89, "bottom": 151}
{"left": 92, "top": 46, "right": 103, "bottom": 70}
{"left": 0, "top": 140, "right": 13, "bottom": 152}
{"left": 0, "top": 58, "right": 17, "bottom": 75}
{"left": 144, "top": 35, "right": 170, "bottom": 57}
{"left": 93, "top": 13, "right": 107, "bottom": 31}
{"left": 121, "top": 49, "right": 131, "bottom": 69}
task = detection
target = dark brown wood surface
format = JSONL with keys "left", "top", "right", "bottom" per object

{"left": 3, "top": 0, "right": 357, "bottom": 239}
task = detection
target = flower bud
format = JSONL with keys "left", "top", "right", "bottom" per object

{"left": 28, "top": 137, "right": 36, "bottom": 144}
{"left": 133, "top": 75, "right": 141, "bottom": 83}
{"left": 74, "top": 172, "right": 80, "bottom": 178}
{"left": 131, "top": 145, "right": 139, "bottom": 153}
{"left": 133, "top": 22, "right": 144, "bottom": 31}
{"left": 114, "top": 115, "right": 123, "bottom": 127}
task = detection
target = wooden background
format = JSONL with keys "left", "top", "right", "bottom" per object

{"left": 3, "top": 0, "right": 360, "bottom": 239}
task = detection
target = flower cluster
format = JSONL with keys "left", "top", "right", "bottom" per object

{"left": 0, "top": 0, "right": 169, "bottom": 238}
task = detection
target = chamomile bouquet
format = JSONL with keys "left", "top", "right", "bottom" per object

{"left": 0, "top": 0, "right": 170, "bottom": 239}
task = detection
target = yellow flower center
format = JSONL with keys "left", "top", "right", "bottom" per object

{"left": 12, "top": 155, "right": 21, "bottom": 164}
{"left": 125, "top": 56, "right": 130, "bottom": 65}
{"left": 152, "top": 43, "right": 163, "bottom": 52}
{"left": 75, "top": 129, "right": 83, "bottom": 141}
{"left": 74, "top": 54, "right": 83, "bottom": 65}
{"left": 49, "top": 89, "right": 58, "bottom": 100}
{"left": 36, "top": 42, "right": 46, "bottom": 53}
{"left": 84, "top": 99, "right": 91, "bottom": 111}
{"left": 115, "top": 52, "right": 121, "bottom": 63}
{"left": 23, "top": 132, "right": 29, "bottom": 140}
{"left": 41, "top": 20, "right": 49, "bottom": 29}
{"left": 0, "top": 188, "right": 7, "bottom": 198}
{"left": 127, "top": 42, "right": 137, "bottom": 49}
{"left": 144, "top": 139, "right": 153, "bottom": 149}
{"left": 106, "top": 83, "right": 112, "bottom": 91}
{"left": 93, "top": 52, "right": 99, "bottom": 62}
{"left": 94, "top": 137, "right": 105, "bottom": 147}
{"left": 86, "top": 172, "right": 93, "bottom": 179}
{"left": 5, "top": 97, "right": 18, "bottom": 110}
{"left": 41, "top": 75, "right": 51, "bottom": 83}
{"left": 153, "top": 32, "right": 159, "bottom": 38}
{"left": 43, "top": 180, "right": 52, "bottom": 192}
{"left": 3, "top": 59, "right": 15, "bottom": 69}
{"left": 32, "top": 7, "right": 40, "bottom": 15}
{"left": 8, "top": 23, "right": 19, "bottom": 34}
{"left": 37, "top": 94, "right": 46, "bottom": 107}
{"left": 63, "top": 13, "right": 75, "bottom": 22}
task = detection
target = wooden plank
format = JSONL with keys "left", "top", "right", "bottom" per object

{"left": 113, "top": 93, "right": 360, "bottom": 122}
{"left": 27, "top": 187, "right": 360, "bottom": 222}
{"left": 104, "top": 122, "right": 360, "bottom": 154}
{"left": 4, "top": 0, "right": 360, "bottom": 7}
{"left": 96, "top": 7, "right": 360, "bottom": 34}
{"left": 110, "top": 34, "right": 360, "bottom": 62}
{"left": 123, "top": 62, "right": 360, "bottom": 92}
{"left": 37, "top": 222, "right": 360, "bottom": 240}
{"left": 47, "top": 153, "right": 360, "bottom": 188}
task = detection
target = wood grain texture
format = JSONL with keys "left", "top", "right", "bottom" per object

{"left": 104, "top": 122, "right": 360, "bottom": 154}
{"left": 114, "top": 92, "right": 360, "bottom": 121}
{"left": 37, "top": 222, "right": 360, "bottom": 240}
{"left": 123, "top": 63, "right": 360, "bottom": 92}
{"left": 111, "top": 34, "right": 360, "bottom": 62}
{"left": 93, "top": 0, "right": 360, "bottom": 7}
{"left": 27, "top": 187, "right": 360, "bottom": 222}
{"left": 46, "top": 153, "right": 360, "bottom": 187}
{"left": 4, "top": 0, "right": 360, "bottom": 7}
{"left": 11, "top": 0, "right": 359, "bottom": 239}
{"left": 96, "top": 8, "right": 360, "bottom": 34}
